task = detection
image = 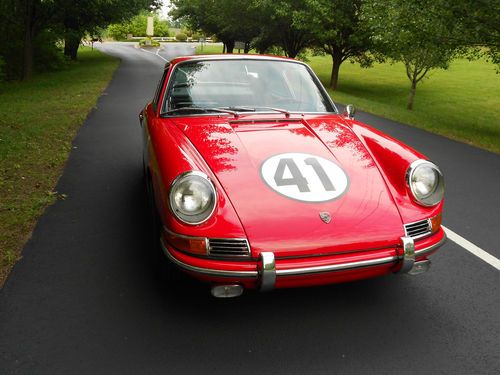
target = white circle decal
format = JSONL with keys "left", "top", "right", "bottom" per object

{"left": 260, "top": 153, "right": 349, "bottom": 202}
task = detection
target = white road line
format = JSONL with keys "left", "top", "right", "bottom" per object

{"left": 140, "top": 48, "right": 168, "bottom": 62}
{"left": 443, "top": 225, "right": 500, "bottom": 270}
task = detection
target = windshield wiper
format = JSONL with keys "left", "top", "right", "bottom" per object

{"left": 162, "top": 106, "right": 291, "bottom": 118}
{"left": 219, "top": 106, "right": 290, "bottom": 117}
{"left": 161, "top": 107, "right": 239, "bottom": 117}
{"left": 222, "top": 106, "right": 291, "bottom": 118}
{"left": 257, "top": 106, "right": 291, "bottom": 117}
{"left": 220, "top": 106, "right": 256, "bottom": 112}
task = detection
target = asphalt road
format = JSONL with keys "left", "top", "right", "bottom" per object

{"left": 1, "top": 42, "right": 499, "bottom": 374}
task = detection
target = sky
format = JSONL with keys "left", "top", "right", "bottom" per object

{"left": 160, "top": 1, "right": 172, "bottom": 19}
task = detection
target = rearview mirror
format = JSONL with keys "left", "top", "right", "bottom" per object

{"left": 245, "top": 65, "right": 259, "bottom": 79}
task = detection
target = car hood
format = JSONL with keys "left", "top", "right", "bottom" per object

{"left": 172, "top": 115, "right": 405, "bottom": 257}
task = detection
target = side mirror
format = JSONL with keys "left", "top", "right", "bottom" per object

{"left": 344, "top": 104, "right": 356, "bottom": 119}
{"left": 139, "top": 111, "right": 144, "bottom": 126}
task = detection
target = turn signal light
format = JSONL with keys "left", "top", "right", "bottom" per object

{"left": 430, "top": 213, "right": 442, "bottom": 233}
{"left": 164, "top": 230, "right": 207, "bottom": 255}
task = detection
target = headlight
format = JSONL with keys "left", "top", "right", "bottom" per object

{"left": 406, "top": 160, "right": 444, "bottom": 206}
{"left": 169, "top": 171, "right": 217, "bottom": 224}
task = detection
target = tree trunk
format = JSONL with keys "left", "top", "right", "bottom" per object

{"left": 407, "top": 80, "right": 417, "bottom": 110}
{"left": 283, "top": 39, "right": 298, "bottom": 58}
{"left": 64, "top": 32, "right": 81, "bottom": 60}
{"left": 244, "top": 42, "right": 250, "bottom": 54}
{"left": 225, "top": 40, "right": 235, "bottom": 54}
{"left": 23, "top": 24, "right": 33, "bottom": 80}
{"left": 22, "top": 0, "right": 34, "bottom": 80}
{"left": 329, "top": 54, "right": 342, "bottom": 90}
{"left": 222, "top": 43, "right": 226, "bottom": 53}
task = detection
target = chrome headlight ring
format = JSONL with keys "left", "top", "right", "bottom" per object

{"left": 169, "top": 171, "right": 217, "bottom": 225}
{"left": 406, "top": 159, "right": 444, "bottom": 207}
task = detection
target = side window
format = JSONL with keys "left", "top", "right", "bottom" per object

{"left": 152, "top": 65, "right": 169, "bottom": 112}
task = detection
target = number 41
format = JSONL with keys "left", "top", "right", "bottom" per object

{"left": 274, "top": 158, "right": 335, "bottom": 193}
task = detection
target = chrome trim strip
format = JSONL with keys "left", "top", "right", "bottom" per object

{"left": 161, "top": 111, "right": 335, "bottom": 119}
{"left": 407, "top": 233, "right": 432, "bottom": 241}
{"left": 161, "top": 240, "right": 258, "bottom": 278}
{"left": 160, "top": 236, "right": 446, "bottom": 280}
{"left": 276, "top": 256, "right": 398, "bottom": 276}
{"left": 415, "top": 233, "right": 447, "bottom": 257}
{"left": 259, "top": 252, "right": 276, "bottom": 291}
{"left": 177, "top": 55, "right": 303, "bottom": 63}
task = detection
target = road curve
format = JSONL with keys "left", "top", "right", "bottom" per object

{"left": 0, "top": 42, "right": 499, "bottom": 374}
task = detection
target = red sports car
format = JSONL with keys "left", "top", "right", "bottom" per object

{"left": 140, "top": 55, "right": 446, "bottom": 297}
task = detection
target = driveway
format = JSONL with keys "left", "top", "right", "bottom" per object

{"left": 1, "top": 42, "right": 498, "bottom": 374}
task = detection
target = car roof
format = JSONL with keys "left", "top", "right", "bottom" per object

{"left": 167, "top": 54, "right": 298, "bottom": 68}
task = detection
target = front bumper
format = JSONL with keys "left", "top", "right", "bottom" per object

{"left": 160, "top": 229, "right": 446, "bottom": 291}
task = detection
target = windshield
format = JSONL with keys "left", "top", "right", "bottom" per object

{"left": 161, "top": 59, "right": 336, "bottom": 115}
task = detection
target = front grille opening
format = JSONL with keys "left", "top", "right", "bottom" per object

{"left": 404, "top": 219, "right": 432, "bottom": 239}
{"left": 208, "top": 238, "right": 250, "bottom": 258}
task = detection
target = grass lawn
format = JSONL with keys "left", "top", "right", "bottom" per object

{"left": 196, "top": 45, "right": 500, "bottom": 153}
{"left": 0, "top": 47, "right": 119, "bottom": 286}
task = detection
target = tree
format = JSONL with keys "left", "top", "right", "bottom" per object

{"left": 365, "top": 0, "right": 457, "bottom": 110}
{"left": 171, "top": 0, "right": 260, "bottom": 53}
{"left": 22, "top": 0, "right": 37, "bottom": 79}
{"left": 439, "top": 0, "right": 500, "bottom": 71}
{"left": 0, "top": 0, "right": 56, "bottom": 80}
{"left": 0, "top": 0, "right": 160, "bottom": 80}
{"left": 307, "top": 0, "right": 373, "bottom": 91}
{"left": 0, "top": 56, "right": 4, "bottom": 81}
{"left": 170, "top": 0, "right": 220, "bottom": 48}
{"left": 172, "top": 0, "right": 316, "bottom": 58}
{"left": 54, "top": 0, "right": 159, "bottom": 60}
{"left": 251, "top": 0, "right": 315, "bottom": 58}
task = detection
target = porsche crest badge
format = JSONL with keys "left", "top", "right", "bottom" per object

{"left": 319, "top": 212, "right": 332, "bottom": 224}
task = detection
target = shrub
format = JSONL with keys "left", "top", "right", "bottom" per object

{"left": 155, "top": 21, "right": 171, "bottom": 37}
{"left": 35, "top": 31, "right": 67, "bottom": 71}
{"left": 175, "top": 33, "right": 187, "bottom": 42}
{"left": 106, "top": 11, "right": 171, "bottom": 40}
{"left": 181, "top": 28, "right": 192, "bottom": 37}
{"left": 139, "top": 38, "right": 160, "bottom": 47}
{"left": 107, "top": 23, "right": 129, "bottom": 40}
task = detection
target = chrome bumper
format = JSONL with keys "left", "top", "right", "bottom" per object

{"left": 161, "top": 234, "right": 446, "bottom": 291}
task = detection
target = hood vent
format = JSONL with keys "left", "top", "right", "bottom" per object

{"left": 208, "top": 238, "right": 251, "bottom": 258}
{"left": 404, "top": 219, "right": 431, "bottom": 239}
